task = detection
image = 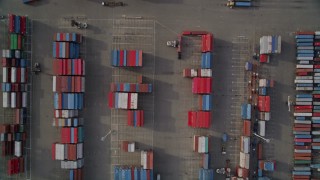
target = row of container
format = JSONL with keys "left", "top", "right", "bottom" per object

{"left": 54, "top": 93, "right": 84, "bottom": 110}
{"left": 2, "top": 67, "right": 28, "bottom": 83}
{"left": 2, "top": 83, "right": 29, "bottom": 92}
{"left": 9, "top": 34, "right": 24, "bottom": 50}
{"left": 183, "top": 68, "right": 212, "bottom": 78}
{"left": 0, "top": 132, "right": 27, "bottom": 142}
{"left": 122, "top": 141, "right": 135, "bottom": 152}
{"left": 110, "top": 83, "right": 152, "bottom": 93}
{"left": 193, "top": 136, "right": 209, "bottom": 153}
{"left": 7, "top": 157, "right": 24, "bottom": 175}
{"left": 54, "top": 109, "right": 79, "bottom": 118}
{"left": 60, "top": 127, "right": 84, "bottom": 144}
{"left": 192, "top": 77, "right": 212, "bottom": 94}
{"left": 61, "top": 159, "right": 84, "bottom": 169}
{"left": 188, "top": 111, "right": 211, "bottom": 128}
{"left": 0, "top": 124, "right": 25, "bottom": 133}
{"left": 54, "top": 33, "right": 83, "bottom": 43}
{"left": 69, "top": 168, "right": 83, "bottom": 180}
{"left": 1, "top": 58, "right": 28, "bottom": 68}
{"left": 2, "top": 49, "right": 22, "bottom": 59}
{"left": 52, "top": 118, "right": 84, "bottom": 127}
{"left": 114, "top": 167, "right": 154, "bottom": 180}
{"left": 52, "top": 143, "right": 83, "bottom": 161}
{"left": 3, "top": 92, "right": 28, "bottom": 108}
{"left": 53, "top": 42, "right": 80, "bottom": 59}
{"left": 259, "top": 35, "right": 281, "bottom": 55}
{"left": 108, "top": 92, "right": 138, "bottom": 109}
{"left": 198, "top": 95, "right": 212, "bottom": 111}
{"left": 111, "top": 50, "right": 143, "bottom": 67}
{"left": 53, "top": 59, "right": 85, "bottom": 76}
{"left": 141, "top": 150, "right": 153, "bottom": 170}
{"left": 127, "top": 110, "right": 144, "bottom": 127}
{"left": 8, "top": 14, "right": 27, "bottom": 35}
{"left": 53, "top": 76, "right": 85, "bottom": 93}
{"left": 292, "top": 31, "right": 319, "bottom": 180}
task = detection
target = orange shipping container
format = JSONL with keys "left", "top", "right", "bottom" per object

{"left": 243, "top": 120, "right": 251, "bottom": 136}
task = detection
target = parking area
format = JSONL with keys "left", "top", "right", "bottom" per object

{"left": 1, "top": 0, "right": 320, "bottom": 179}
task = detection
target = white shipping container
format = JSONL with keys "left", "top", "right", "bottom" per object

{"left": 14, "top": 141, "right": 22, "bottom": 157}
{"left": 11, "top": 92, "right": 16, "bottom": 108}
{"left": 295, "top": 101, "right": 312, "bottom": 105}
{"left": 15, "top": 50, "right": 20, "bottom": 59}
{"left": 198, "top": 137, "right": 205, "bottom": 153}
{"left": 118, "top": 93, "right": 128, "bottom": 109}
{"left": 3, "top": 92, "right": 10, "bottom": 108}
{"left": 297, "top": 65, "right": 313, "bottom": 69}
{"left": 53, "top": 76, "right": 57, "bottom": 92}
{"left": 297, "top": 46, "right": 314, "bottom": 50}
{"left": 22, "top": 92, "right": 27, "bottom": 108}
{"left": 239, "top": 152, "right": 250, "bottom": 169}
{"left": 294, "top": 149, "right": 311, "bottom": 153}
{"left": 296, "top": 87, "right": 313, "bottom": 91}
{"left": 191, "top": 69, "right": 197, "bottom": 77}
{"left": 128, "top": 143, "right": 135, "bottom": 152}
{"left": 77, "top": 143, "right": 83, "bottom": 159}
{"left": 3, "top": 67, "right": 8, "bottom": 83}
{"left": 258, "top": 121, "right": 266, "bottom": 137}
{"left": 21, "top": 68, "right": 26, "bottom": 83}
{"left": 11, "top": 67, "right": 17, "bottom": 83}
{"left": 294, "top": 79, "right": 313, "bottom": 83}
{"left": 294, "top": 120, "right": 311, "bottom": 124}
{"left": 314, "top": 77, "right": 320, "bottom": 80}
{"left": 200, "top": 69, "right": 212, "bottom": 77}
{"left": 297, "top": 57, "right": 313, "bottom": 60}
{"left": 312, "top": 131, "right": 320, "bottom": 135}
{"left": 313, "top": 102, "right": 320, "bottom": 105}
{"left": 264, "top": 112, "right": 270, "bottom": 121}
{"left": 129, "top": 93, "right": 138, "bottom": 109}
{"left": 312, "top": 117, "right": 320, "bottom": 120}
{"left": 315, "top": 80, "right": 320, "bottom": 83}
{"left": 62, "top": 42, "right": 66, "bottom": 58}
{"left": 294, "top": 113, "right": 312, "bottom": 117}
{"left": 298, "top": 61, "right": 311, "bottom": 64}
{"left": 141, "top": 151, "right": 147, "bottom": 169}
{"left": 2, "top": 49, "right": 5, "bottom": 57}
{"left": 315, "top": 73, "right": 320, "bottom": 76}
{"left": 296, "top": 98, "right": 312, "bottom": 102}
{"left": 81, "top": 77, "right": 85, "bottom": 92}
{"left": 259, "top": 79, "right": 267, "bottom": 87}
{"left": 241, "top": 136, "right": 250, "bottom": 154}
{"left": 295, "top": 76, "right": 313, "bottom": 80}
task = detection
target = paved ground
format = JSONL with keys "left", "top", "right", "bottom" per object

{"left": 1, "top": 0, "right": 320, "bottom": 179}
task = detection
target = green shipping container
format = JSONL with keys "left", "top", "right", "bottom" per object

{"left": 294, "top": 160, "right": 311, "bottom": 165}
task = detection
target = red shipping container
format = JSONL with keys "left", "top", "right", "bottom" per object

{"left": 294, "top": 138, "right": 312, "bottom": 142}
{"left": 201, "top": 34, "right": 213, "bottom": 52}
{"left": 313, "top": 124, "right": 320, "bottom": 128}
{"left": 20, "top": 16, "right": 26, "bottom": 35}
{"left": 314, "top": 95, "right": 320, "bottom": 98}
{"left": 296, "top": 72, "right": 308, "bottom": 76}
{"left": 120, "top": 50, "right": 124, "bottom": 66}
{"left": 61, "top": 128, "right": 71, "bottom": 143}
{"left": 296, "top": 31, "right": 315, "bottom": 35}
{"left": 9, "top": 14, "right": 15, "bottom": 33}
{"left": 295, "top": 106, "right": 313, "bottom": 110}
{"left": 243, "top": 120, "right": 251, "bottom": 136}
{"left": 314, "top": 65, "right": 320, "bottom": 69}
{"left": 108, "top": 92, "right": 114, "bottom": 108}
{"left": 315, "top": 42, "right": 320, "bottom": 46}
{"left": 313, "top": 113, "right": 320, "bottom": 117}
{"left": 68, "top": 59, "right": 72, "bottom": 75}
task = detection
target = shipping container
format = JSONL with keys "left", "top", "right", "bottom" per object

{"left": 192, "top": 78, "right": 212, "bottom": 94}
{"left": 111, "top": 50, "right": 143, "bottom": 67}
{"left": 54, "top": 33, "right": 83, "bottom": 43}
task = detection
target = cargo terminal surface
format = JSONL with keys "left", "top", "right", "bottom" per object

{"left": 0, "top": 0, "right": 319, "bottom": 180}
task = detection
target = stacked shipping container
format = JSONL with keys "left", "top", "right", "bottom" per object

{"left": 259, "top": 35, "right": 281, "bottom": 63}
{"left": 1, "top": 14, "right": 29, "bottom": 176}
{"left": 52, "top": 33, "right": 84, "bottom": 180}
{"left": 114, "top": 167, "right": 154, "bottom": 180}
{"left": 291, "top": 31, "right": 320, "bottom": 180}
{"left": 193, "top": 135, "right": 209, "bottom": 153}
{"left": 111, "top": 50, "right": 143, "bottom": 67}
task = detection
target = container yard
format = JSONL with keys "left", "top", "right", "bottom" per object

{"left": 0, "top": 0, "right": 318, "bottom": 180}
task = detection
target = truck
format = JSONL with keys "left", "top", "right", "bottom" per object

{"left": 227, "top": 0, "right": 252, "bottom": 8}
